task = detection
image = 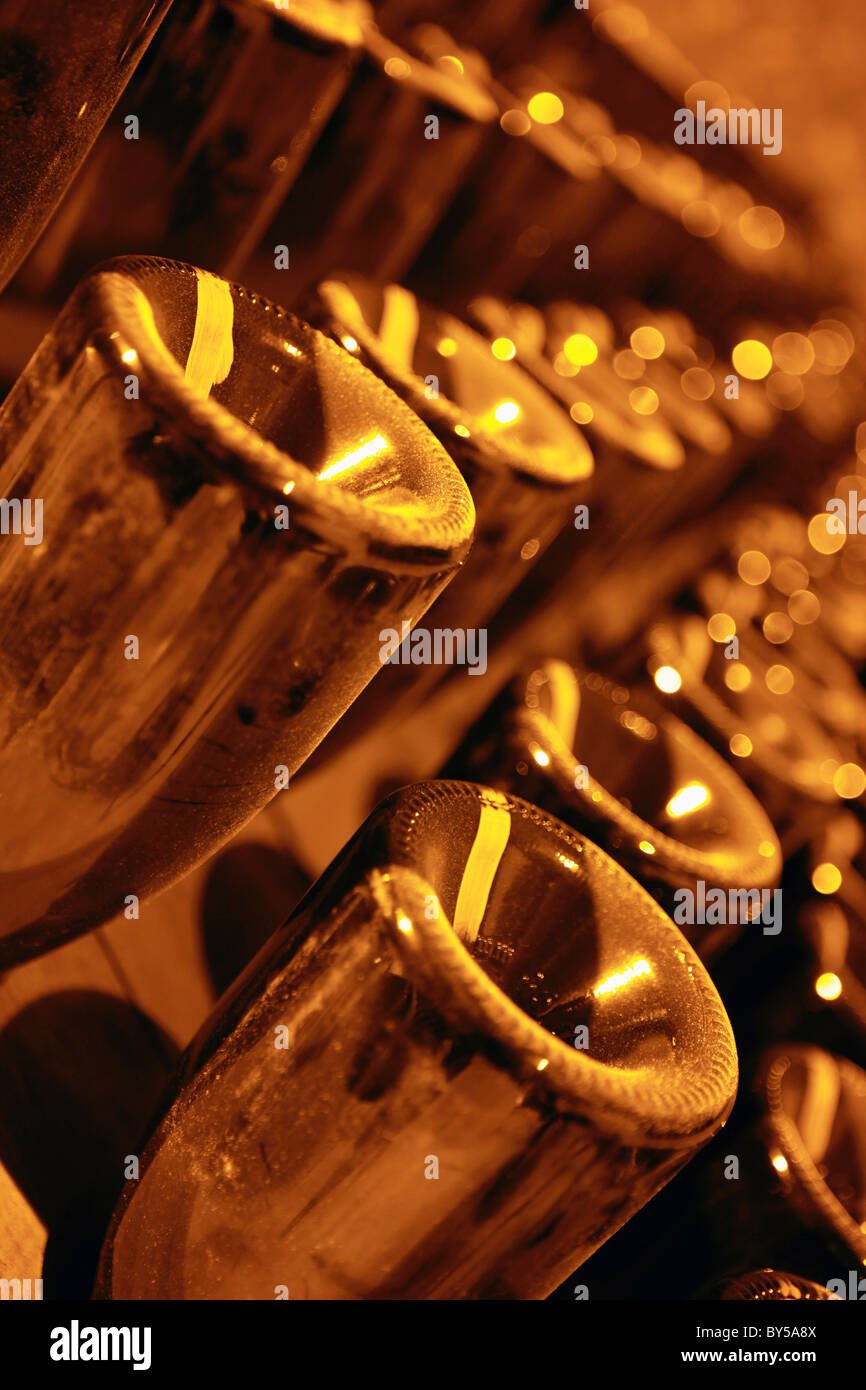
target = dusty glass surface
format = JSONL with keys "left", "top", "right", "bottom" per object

{"left": 0, "top": 0, "right": 171, "bottom": 289}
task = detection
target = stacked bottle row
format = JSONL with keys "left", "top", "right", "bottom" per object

{"left": 0, "top": 0, "right": 863, "bottom": 1301}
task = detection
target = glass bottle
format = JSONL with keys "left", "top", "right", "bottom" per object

{"left": 0, "top": 257, "right": 474, "bottom": 965}
{"left": 442, "top": 658, "right": 782, "bottom": 961}
{"left": 0, "top": 0, "right": 172, "bottom": 291}
{"left": 243, "top": 22, "right": 498, "bottom": 308}
{"left": 95, "top": 780, "right": 738, "bottom": 1299}
{"left": 15, "top": 0, "right": 372, "bottom": 299}
{"left": 298, "top": 273, "right": 593, "bottom": 755}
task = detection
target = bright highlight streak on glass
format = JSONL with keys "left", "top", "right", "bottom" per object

{"left": 815, "top": 972, "right": 842, "bottom": 1001}
{"left": 594, "top": 958, "right": 652, "bottom": 997}
{"left": 318, "top": 433, "right": 388, "bottom": 481}
{"left": 654, "top": 665, "right": 682, "bottom": 693}
{"left": 666, "top": 783, "right": 709, "bottom": 818}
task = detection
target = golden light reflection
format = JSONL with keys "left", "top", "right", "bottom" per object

{"left": 491, "top": 337, "right": 516, "bottom": 361}
{"left": 630, "top": 326, "right": 665, "bottom": 359}
{"left": 437, "top": 336, "right": 458, "bottom": 357}
{"left": 563, "top": 333, "right": 599, "bottom": 366}
{"left": 121, "top": 348, "right": 137, "bottom": 364}
{"left": 527, "top": 91, "right": 564, "bottom": 124}
{"left": 583, "top": 134, "right": 617, "bottom": 166}
{"left": 808, "top": 512, "right": 846, "bottom": 555}
{"left": 812, "top": 863, "right": 842, "bottom": 894}
{"left": 730, "top": 733, "right": 753, "bottom": 757}
{"left": 629, "top": 386, "right": 659, "bottom": 415}
{"left": 570, "top": 401, "right": 594, "bottom": 425}
{"left": 553, "top": 351, "right": 579, "bottom": 378}
{"left": 737, "top": 549, "right": 771, "bottom": 585}
{"left": 681, "top": 366, "right": 715, "bottom": 400}
{"left": 500, "top": 108, "right": 531, "bottom": 136}
{"left": 738, "top": 206, "right": 785, "bottom": 250}
{"left": 532, "top": 747, "right": 550, "bottom": 767}
{"left": 341, "top": 336, "right": 359, "bottom": 353}
{"left": 681, "top": 200, "right": 721, "bottom": 237}
{"left": 815, "top": 972, "right": 843, "bottom": 1001}
{"left": 493, "top": 400, "right": 520, "bottom": 424}
{"left": 453, "top": 794, "right": 512, "bottom": 945}
{"left": 725, "top": 663, "right": 752, "bottom": 692}
{"left": 536, "top": 1057, "right": 549, "bottom": 1071}
{"left": 833, "top": 763, "right": 866, "bottom": 799}
{"left": 593, "top": 958, "right": 652, "bottom": 997}
{"left": 638, "top": 840, "right": 656, "bottom": 854}
{"left": 397, "top": 915, "right": 413, "bottom": 934}
{"left": 809, "top": 324, "right": 853, "bottom": 374}
{"left": 772, "top": 332, "right": 814, "bottom": 375}
{"left": 384, "top": 56, "right": 411, "bottom": 79}
{"left": 766, "top": 664, "right": 794, "bottom": 694}
{"left": 317, "top": 432, "right": 388, "bottom": 481}
{"left": 654, "top": 665, "right": 682, "bottom": 693}
{"left": 732, "top": 340, "right": 773, "bottom": 380}
{"left": 772, "top": 557, "right": 809, "bottom": 595}
{"left": 788, "top": 589, "right": 821, "bottom": 625}
{"left": 666, "top": 783, "right": 710, "bottom": 818}
{"left": 708, "top": 612, "right": 735, "bottom": 642}
{"left": 772, "top": 1154, "right": 789, "bottom": 1173}
{"left": 763, "top": 611, "right": 794, "bottom": 644}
